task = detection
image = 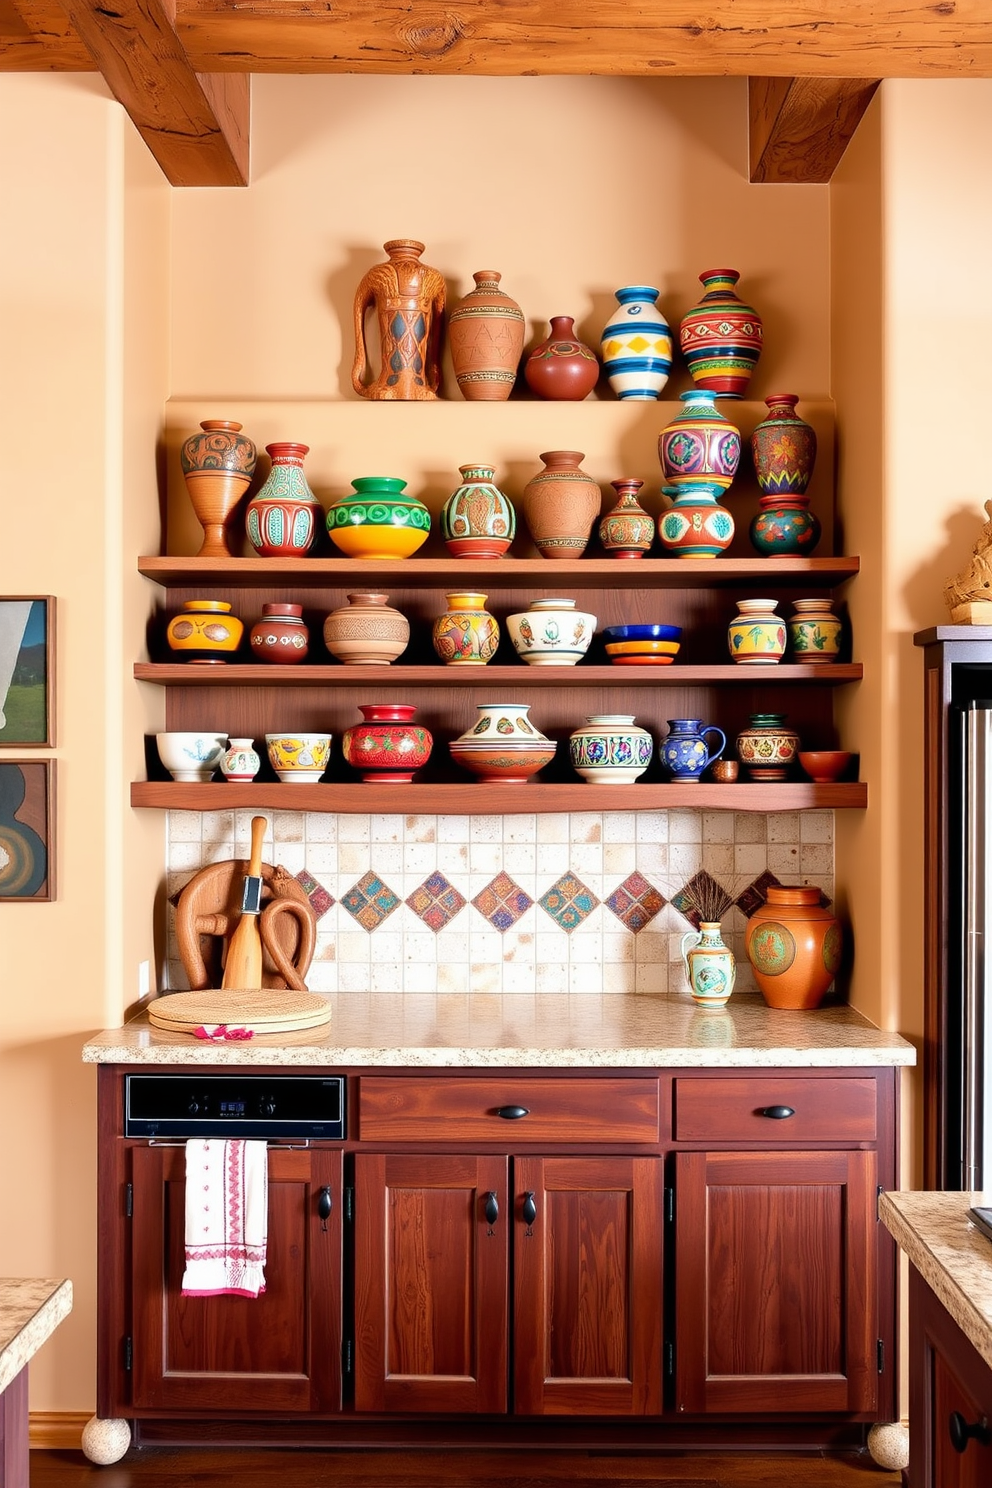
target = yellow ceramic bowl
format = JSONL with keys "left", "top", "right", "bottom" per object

{"left": 265, "top": 732, "right": 332, "bottom": 783}
{"left": 605, "top": 639, "right": 681, "bottom": 656}
{"left": 327, "top": 524, "right": 429, "bottom": 561}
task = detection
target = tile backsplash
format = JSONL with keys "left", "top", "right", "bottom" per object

{"left": 164, "top": 808, "right": 834, "bottom": 999}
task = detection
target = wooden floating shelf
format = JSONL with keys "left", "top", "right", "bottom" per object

{"left": 130, "top": 781, "right": 867, "bottom": 815}
{"left": 135, "top": 662, "right": 864, "bottom": 687}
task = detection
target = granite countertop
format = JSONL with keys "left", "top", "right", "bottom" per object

{"left": 0, "top": 1278, "right": 72, "bottom": 1395}
{"left": 82, "top": 993, "right": 917, "bottom": 1068}
{"left": 880, "top": 1190, "right": 992, "bottom": 1371}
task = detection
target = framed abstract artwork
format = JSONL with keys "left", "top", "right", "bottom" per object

{"left": 0, "top": 760, "right": 55, "bottom": 901}
{"left": 0, "top": 596, "right": 55, "bottom": 747}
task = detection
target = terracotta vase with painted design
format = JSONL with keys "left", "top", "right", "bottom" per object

{"left": 166, "top": 599, "right": 243, "bottom": 664}
{"left": 249, "top": 603, "right": 310, "bottom": 664}
{"left": 440, "top": 464, "right": 516, "bottom": 560}
{"left": 449, "top": 702, "right": 556, "bottom": 783}
{"left": 678, "top": 268, "right": 763, "bottom": 398}
{"left": 432, "top": 591, "right": 500, "bottom": 666}
{"left": 341, "top": 703, "right": 433, "bottom": 783}
{"left": 352, "top": 239, "right": 445, "bottom": 401}
{"left": 751, "top": 394, "right": 817, "bottom": 498}
{"left": 658, "top": 480, "right": 734, "bottom": 558}
{"left": 180, "top": 419, "right": 257, "bottom": 559}
{"left": 599, "top": 479, "right": 655, "bottom": 558}
{"left": 245, "top": 443, "right": 322, "bottom": 557}
{"left": 745, "top": 886, "right": 842, "bottom": 1011}
{"left": 448, "top": 270, "right": 525, "bottom": 401}
{"left": 521, "top": 450, "right": 601, "bottom": 559}
{"left": 524, "top": 316, "right": 599, "bottom": 401}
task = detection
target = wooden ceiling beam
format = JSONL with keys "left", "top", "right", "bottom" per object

{"left": 0, "top": 0, "right": 90, "bottom": 68}
{"left": 749, "top": 77, "right": 881, "bottom": 183}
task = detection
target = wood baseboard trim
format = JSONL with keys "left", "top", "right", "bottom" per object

{"left": 30, "top": 1412, "right": 90, "bottom": 1450}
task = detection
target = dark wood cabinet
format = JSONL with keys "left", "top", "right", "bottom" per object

{"left": 909, "top": 1265, "right": 992, "bottom": 1488}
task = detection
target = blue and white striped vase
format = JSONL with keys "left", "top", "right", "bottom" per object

{"left": 599, "top": 286, "right": 673, "bottom": 400}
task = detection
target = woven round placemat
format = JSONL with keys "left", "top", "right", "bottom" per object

{"left": 147, "top": 987, "right": 332, "bottom": 1034}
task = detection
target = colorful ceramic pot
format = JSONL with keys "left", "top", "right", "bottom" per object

{"left": 751, "top": 394, "right": 817, "bottom": 497}
{"left": 432, "top": 591, "right": 500, "bottom": 665}
{"left": 156, "top": 732, "right": 227, "bottom": 783}
{"left": 678, "top": 268, "right": 763, "bottom": 398}
{"left": 524, "top": 316, "right": 599, "bottom": 401}
{"left": 325, "top": 476, "right": 431, "bottom": 560}
{"left": 220, "top": 737, "right": 261, "bottom": 783}
{"left": 352, "top": 239, "right": 445, "bottom": 401}
{"left": 521, "top": 450, "right": 601, "bottom": 559}
{"left": 749, "top": 497, "right": 822, "bottom": 557}
{"left": 727, "top": 598, "right": 787, "bottom": 664}
{"left": 180, "top": 419, "right": 257, "bottom": 559}
{"left": 735, "top": 713, "right": 800, "bottom": 781}
{"left": 599, "top": 479, "right": 655, "bottom": 558}
{"left": 506, "top": 597, "right": 595, "bottom": 666}
{"left": 166, "top": 599, "right": 243, "bottom": 664}
{"left": 440, "top": 464, "right": 516, "bottom": 560}
{"left": 249, "top": 603, "right": 310, "bottom": 664}
{"left": 323, "top": 591, "right": 409, "bottom": 666}
{"left": 788, "top": 598, "right": 842, "bottom": 663}
{"left": 659, "top": 718, "right": 726, "bottom": 783}
{"left": 568, "top": 714, "right": 653, "bottom": 784}
{"left": 341, "top": 704, "right": 433, "bottom": 783}
{"left": 264, "top": 732, "right": 332, "bottom": 784}
{"left": 599, "top": 286, "right": 673, "bottom": 400}
{"left": 658, "top": 480, "right": 735, "bottom": 558}
{"left": 681, "top": 922, "right": 736, "bottom": 1009}
{"left": 448, "top": 270, "right": 525, "bottom": 401}
{"left": 245, "top": 442, "right": 322, "bottom": 557}
{"left": 449, "top": 703, "right": 556, "bottom": 783}
{"left": 744, "top": 885, "right": 842, "bottom": 1010}
{"left": 659, "top": 390, "right": 741, "bottom": 493}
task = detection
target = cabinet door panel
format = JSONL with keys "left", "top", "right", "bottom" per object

{"left": 675, "top": 1149, "right": 876, "bottom": 1415}
{"left": 353, "top": 1152, "right": 509, "bottom": 1414}
{"left": 130, "top": 1144, "right": 342, "bottom": 1413}
{"left": 514, "top": 1155, "right": 663, "bottom": 1416}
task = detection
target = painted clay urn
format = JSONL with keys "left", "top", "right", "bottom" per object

{"left": 180, "top": 419, "right": 257, "bottom": 559}
{"left": 448, "top": 271, "right": 525, "bottom": 401}
{"left": 524, "top": 316, "right": 599, "bottom": 400}
{"left": 521, "top": 450, "right": 602, "bottom": 559}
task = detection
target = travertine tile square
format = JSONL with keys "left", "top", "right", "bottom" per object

{"left": 169, "top": 844, "right": 204, "bottom": 871}
{"left": 733, "top": 814, "right": 767, "bottom": 844}
{"left": 636, "top": 812, "right": 669, "bottom": 843}
{"left": 801, "top": 844, "right": 834, "bottom": 876}
{"left": 469, "top": 842, "right": 504, "bottom": 875}
{"left": 438, "top": 815, "right": 470, "bottom": 842}
{"left": 534, "top": 961, "right": 568, "bottom": 994}
{"left": 534, "top": 842, "right": 570, "bottom": 876}
{"left": 405, "top": 815, "right": 437, "bottom": 842}
{"left": 371, "top": 814, "right": 404, "bottom": 843}
{"left": 169, "top": 811, "right": 204, "bottom": 843}
{"left": 569, "top": 843, "right": 604, "bottom": 878}
{"left": 339, "top": 962, "right": 372, "bottom": 992}
{"left": 436, "top": 929, "right": 470, "bottom": 964}
{"left": 604, "top": 842, "right": 637, "bottom": 876}
{"left": 569, "top": 812, "right": 603, "bottom": 843}
{"left": 603, "top": 811, "right": 636, "bottom": 842}
{"left": 634, "top": 842, "right": 669, "bottom": 877}
{"left": 767, "top": 844, "right": 802, "bottom": 876}
{"left": 537, "top": 814, "right": 570, "bottom": 843}
{"left": 339, "top": 843, "right": 372, "bottom": 876}
{"left": 768, "top": 811, "right": 801, "bottom": 843}
{"left": 305, "top": 813, "right": 338, "bottom": 843}
{"left": 470, "top": 815, "right": 502, "bottom": 842}
{"left": 734, "top": 843, "right": 770, "bottom": 877}
{"left": 503, "top": 842, "right": 538, "bottom": 875}
{"left": 469, "top": 961, "right": 501, "bottom": 995}
{"left": 273, "top": 842, "right": 306, "bottom": 874}
{"left": 201, "top": 811, "right": 235, "bottom": 844}
{"left": 669, "top": 809, "right": 703, "bottom": 843}
{"left": 307, "top": 961, "right": 337, "bottom": 993}
{"left": 504, "top": 815, "right": 536, "bottom": 843}
{"left": 436, "top": 841, "right": 470, "bottom": 876}
{"left": 371, "top": 960, "right": 404, "bottom": 992}
{"left": 635, "top": 961, "right": 670, "bottom": 996}
{"left": 273, "top": 810, "right": 305, "bottom": 841}
{"left": 702, "top": 811, "right": 735, "bottom": 843}
{"left": 304, "top": 844, "right": 339, "bottom": 875}
{"left": 503, "top": 961, "right": 538, "bottom": 994}
{"left": 800, "top": 810, "right": 833, "bottom": 843}
{"left": 403, "top": 929, "right": 440, "bottom": 963}
{"left": 338, "top": 815, "right": 372, "bottom": 843}
{"left": 670, "top": 843, "right": 704, "bottom": 881}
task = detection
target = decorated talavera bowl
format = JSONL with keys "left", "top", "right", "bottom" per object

{"left": 602, "top": 623, "right": 682, "bottom": 644}
{"left": 156, "top": 732, "right": 228, "bottom": 783}
{"left": 265, "top": 732, "right": 332, "bottom": 783}
{"left": 506, "top": 598, "right": 596, "bottom": 666}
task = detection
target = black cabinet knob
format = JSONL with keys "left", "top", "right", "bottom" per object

{"left": 760, "top": 1105, "right": 796, "bottom": 1120}
{"left": 522, "top": 1191, "right": 538, "bottom": 1226}
{"left": 484, "top": 1191, "right": 499, "bottom": 1226}
{"left": 948, "top": 1410, "right": 991, "bottom": 1453}
{"left": 495, "top": 1105, "right": 530, "bottom": 1120}
{"left": 317, "top": 1186, "right": 332, "bottom": 1230}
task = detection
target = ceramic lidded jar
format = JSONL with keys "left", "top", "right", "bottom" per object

{"left": 325, "top": 476, "right": 431, "bottom": 560}
{"left": 448, "top": 271, "right": 525, "bottom": 401}
{"left": 449, "top": 702, "right": 556, "bottom": 783}
{"left": 658, "top": 480, "right": 735, "bottom": 558}
{"left": 245, "top": 443, "right": 322, "bottom": 557}
{"left": 788, "top": 598, "right": 842, "bottom": 662}
{"left": 678, "top": 268, "right": 763, "bottom": 398}
{"left": 220, "top": 737, "right": 261, "bottom": 783}
{"left": 735, "top": 713, "right": 800, "bottom": 781}
{"left": 249, "top": 603, "right": 310, "bottom": 665}
{"left": 440, "top": 465, "right": 516, "bottom": 560}
{"left": 727, "top": 598, "right": 787, "bottom": 664}
{"left": 524, "top": 316, "right": 600, "bottom": 401}
{"left": 681, "top": 923, "right": 736, "bottom": 1009}
{"left": 751, "top": 394, "right": 817, "bottom": 497}
{"left": 505, "top": 597, "right": 596, "bottom": 666}
{"left": 599, "top": 286, "right": 673, "bottom": 400}
{"left": 432, "top": 591, "right": 500, "bottom": 666}
{"left": 341, "top": 704, "right": 433, "bottom": 783}
{"left": 568, "top": 715, "right": 653, "bottom": 784}
{"left": 166, "top": 599, "right": 243, "bottom": 663}
{"left": 659, "top": 390, "right": 742, "bottom": 493}
{"left": 180, "top": 419, "right": 257, "bottom": 559}
{"left": 659, "top": 718, "right": 726, "bottom": 783}
{"left": 323, "top": 592, "right": 410, "bottom": 666}
{"left": 352, "top": 239, "right": 445, "bottom": 401}
{"left": 599, "top": 479, "right": 655, "bottom": 559}
{"left": 521, "top": 450, "right": 602, "bottom": 559}
{"left": 744, "top": 886, "right": 842, "bottom": 1010}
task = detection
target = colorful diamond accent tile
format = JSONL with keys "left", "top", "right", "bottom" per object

{"left": 295, "top": 868, "right": 335, "bottom": 920}
{"left": 341, "top": 871, "right": 401, "bottom": 932}
{"left": 538, "top": 873, "right": 600, "bottom": 933}
{"left": 671, "top": 869, "right": 733, "bottom": 930}
{"left": 472, "top": 871, "right": 533, "bottom": 933}
{"left": 406, "top": 872, "right": 467, "bottom": 933}
{"left": 735, "top": 870, "right": 781, "bottom": 920}
{"left": 605, "top": 872, "right": 667, "bottom": 933}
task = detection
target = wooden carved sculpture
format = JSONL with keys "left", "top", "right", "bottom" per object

{"left": 945, "top": 498, "right": 992, "bottom": 622}
{"left": 176, "top": 858, "right": 317, "bottom": 992}
{"left": 352, "top": 239, "right": 445, "bottom": 400}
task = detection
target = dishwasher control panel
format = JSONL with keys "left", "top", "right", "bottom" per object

{"left": 124, "top": 1074, "right": 346, "bottom": 1139}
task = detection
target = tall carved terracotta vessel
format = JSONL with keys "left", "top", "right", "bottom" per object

{"left": 352, "top": 239, "right": 445, "bottom": 401}
{"left": 521, "top": 450, "right": 601, "bottom": 559}
{"left": 180, "top": 419, "right": 257, "bottom": 558}
{"left": 448, "top": 271, "right": 525, "bottom": 401}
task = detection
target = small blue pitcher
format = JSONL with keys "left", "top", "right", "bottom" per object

{"left": 660, "top": 718, "right": 726, "bottom": 783}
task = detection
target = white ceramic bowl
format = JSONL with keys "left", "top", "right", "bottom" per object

{"left": 505, "top": 598, "right": 596, "bottom": 666}
{"left": 265, "top": 732, "right": 332, "bottom": 784}
{"left": 156, "top": 732, "right": 227, "bottom": 783}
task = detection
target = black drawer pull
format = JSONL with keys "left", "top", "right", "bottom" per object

{"left": 760, "top": 1105, "right": 796, "bottom": 1120}
{"left": 495, "top": 1105, "right": 530, "bottom": 1120}
{"left": 484, "top": 1191, "right": 499, "bottom": 1227}
{"left": 949, "top": 1410, "right": 991, "bottom": 1453}
{"left": 317, "top": 1185, "right": 333, "bottom": 1231}
{"left": 522, "top": 1191, "right": 538, "bottom": 1226}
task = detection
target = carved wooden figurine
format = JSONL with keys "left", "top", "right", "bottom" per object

{"left": 352, "top": 239, "right": 445, "bottom": 400}
{"left": 945, "top": 498, "right": 992, "bottom": 622}
{"left": 175, "top": 858, "right": 317, "bottom": 992}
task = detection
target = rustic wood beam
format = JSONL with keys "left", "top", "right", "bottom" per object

{"left": 748, "top": 77, "right": 881, "bottom": 183}
{"left": 54, "top": 0, "right": 249, "bottom": 185}
{"left": 0, "top": 0, "right": 90, "bottom": 69}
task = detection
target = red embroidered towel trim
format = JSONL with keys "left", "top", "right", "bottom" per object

{"left": 181, "top": 1138, "right": 268, "bottom": 1298}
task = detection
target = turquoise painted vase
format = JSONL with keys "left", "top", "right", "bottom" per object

{"left": 658, "top": 389, "right": 741, "bottom": 493}
{"left": 727, "top": 598, "right": 787, "bottom": 664}
{"left": 750, "top": 497, "right": 821, "bottom": 557}
{"left": 325, "top": 476, "right": 431, "bottom": 560}
{"left": 678, "top": 268, "right": 763, "bottom": 398}
{"left": 658, "top": 480, "right": 735, "bottom": 558}
{"left": 440, "top": 464, "right": 516, "bottom": 560}
{"left": 600, "top": 286, "right": 673, "bottom": 400}
{"left": 245, "top": 442, "right": 322, "bottom": 557}
{"left": 660, "top": 718, "right": 726, "bottom": 783}
{"left": 681, "top": 921, "right": 736, "bottom": 1009}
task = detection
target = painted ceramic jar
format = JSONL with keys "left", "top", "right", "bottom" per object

{"left": 341, "top": 704, "right": 433, "bottom": 783}
{"left": 449, "top": 703, "right": 556, "bottom": 783}
{"left": 325, "top": 476, "right": 431, "bottom": 560}
{"left": 265, "top": 732, "right": 332, "bottom": 784}
{"left": 735, "top": 713, "right": 800, "bottom": 781}
{"left": 727, "top": 598, "right": 787, "bottom": 664}
{"left": 521, "top": 450, "right": 602, "bottom": 559}
{"left": 432, "top": 591, "right": 500, "bottom": 666}
{"left": 749, "top": 498, "right": 822, "bottom": 557}
{"left": 599, "top": 479, "right": 655, "bottom": 558}
{"left": 322, "top": 592, "right": 409, "bottom": 666}
{"left": 681, "top": 922, "right": 736, "bottom": 1009}
{"left": 166, "top": 599, "right": 243, "bottom": 663}
{"left": 599, "top": 286, "right": 673, "bottom": 400}
{"left": 524, "top": 316, "right": 599, "bottom": 401}
{"left": 505, "top": 597, "right": 596, "bottom": 666}
{"left": 180, "top": 418, "right": 257, "bottom": 559}
{"left": 678, "top": 268, "right": 763, "bottom": 398}
{"left": 245, "top": 442, "right": 322, "bottom": 557}
{"left": 249, "top": 602, "right": 310, "bottom": 664}
{"left": 658, "top": 480, "right": 735, "bottom": 558}
{"left": 568, "top": 714, "right": 653, "bottom": 784}
{"left": 352, "top": 239, "right": 445, "bottom": 401}
{"left": 751, "top": 394, "right": 817, "bottom": 497}
{"left": 658, "top": 390, "right": 741, "bottom": 493}
{"left": 659, "top": 718, "right": 726, "bottom": 783}
{"left": 744, "top": 885, "right": 843, "bottom": 1011}
{"left": 220, "top": 737, "right": 261, "bottom": 783}
{"left": 788, "top": 598, "right": 842, "bottom": 662}
{"left": 448, "top": 270, "right": 525, "bottom": 401}
{"left": 440, "top": 464, "right": 516, "bottom": 560}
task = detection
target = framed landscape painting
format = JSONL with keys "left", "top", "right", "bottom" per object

{"left": 0, "top": 760, "right": 55, "bottom": 901}
{"left": 0, "top": 596, "right": 55, "bottom": 746}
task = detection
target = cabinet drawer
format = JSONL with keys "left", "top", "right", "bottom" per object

{"left": 359, "top": 1076, "right": 661, "bottom": 1143}
{"left": 673, "top": 1076, "right": 876, "bottom": 1143}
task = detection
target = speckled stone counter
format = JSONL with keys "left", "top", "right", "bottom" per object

{"left": 881, "top": 1189, "right": 992, "bottom": 1371}
{"left": 0, "top": 1279, "right": 72, "bottom": 1488}
{"left": 83, "top": 993, "right": 916, "bottom": 1067}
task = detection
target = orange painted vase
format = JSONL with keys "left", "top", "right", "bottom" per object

{"left": 744, "top": 886, "right": 842, "bottom": 1010}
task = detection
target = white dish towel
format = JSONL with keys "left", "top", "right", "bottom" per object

{"left": 181, "top": 1138, "right": 268, "bottom": 1298}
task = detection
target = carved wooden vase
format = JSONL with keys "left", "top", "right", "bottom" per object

{"left": 352, "top": 239, "right": 445, "bottom": 401}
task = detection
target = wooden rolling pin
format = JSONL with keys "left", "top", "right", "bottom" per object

{"left": 222, "top": 815, "right": 266, "bottom": 990}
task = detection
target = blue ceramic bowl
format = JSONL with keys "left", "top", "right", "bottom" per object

{"left": 602, "top": 623, "right": 682, "bottom": 644}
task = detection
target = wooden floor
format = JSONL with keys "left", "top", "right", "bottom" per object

{"left": 30, "top": 1446, "right": 901, "bottom": 1488}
